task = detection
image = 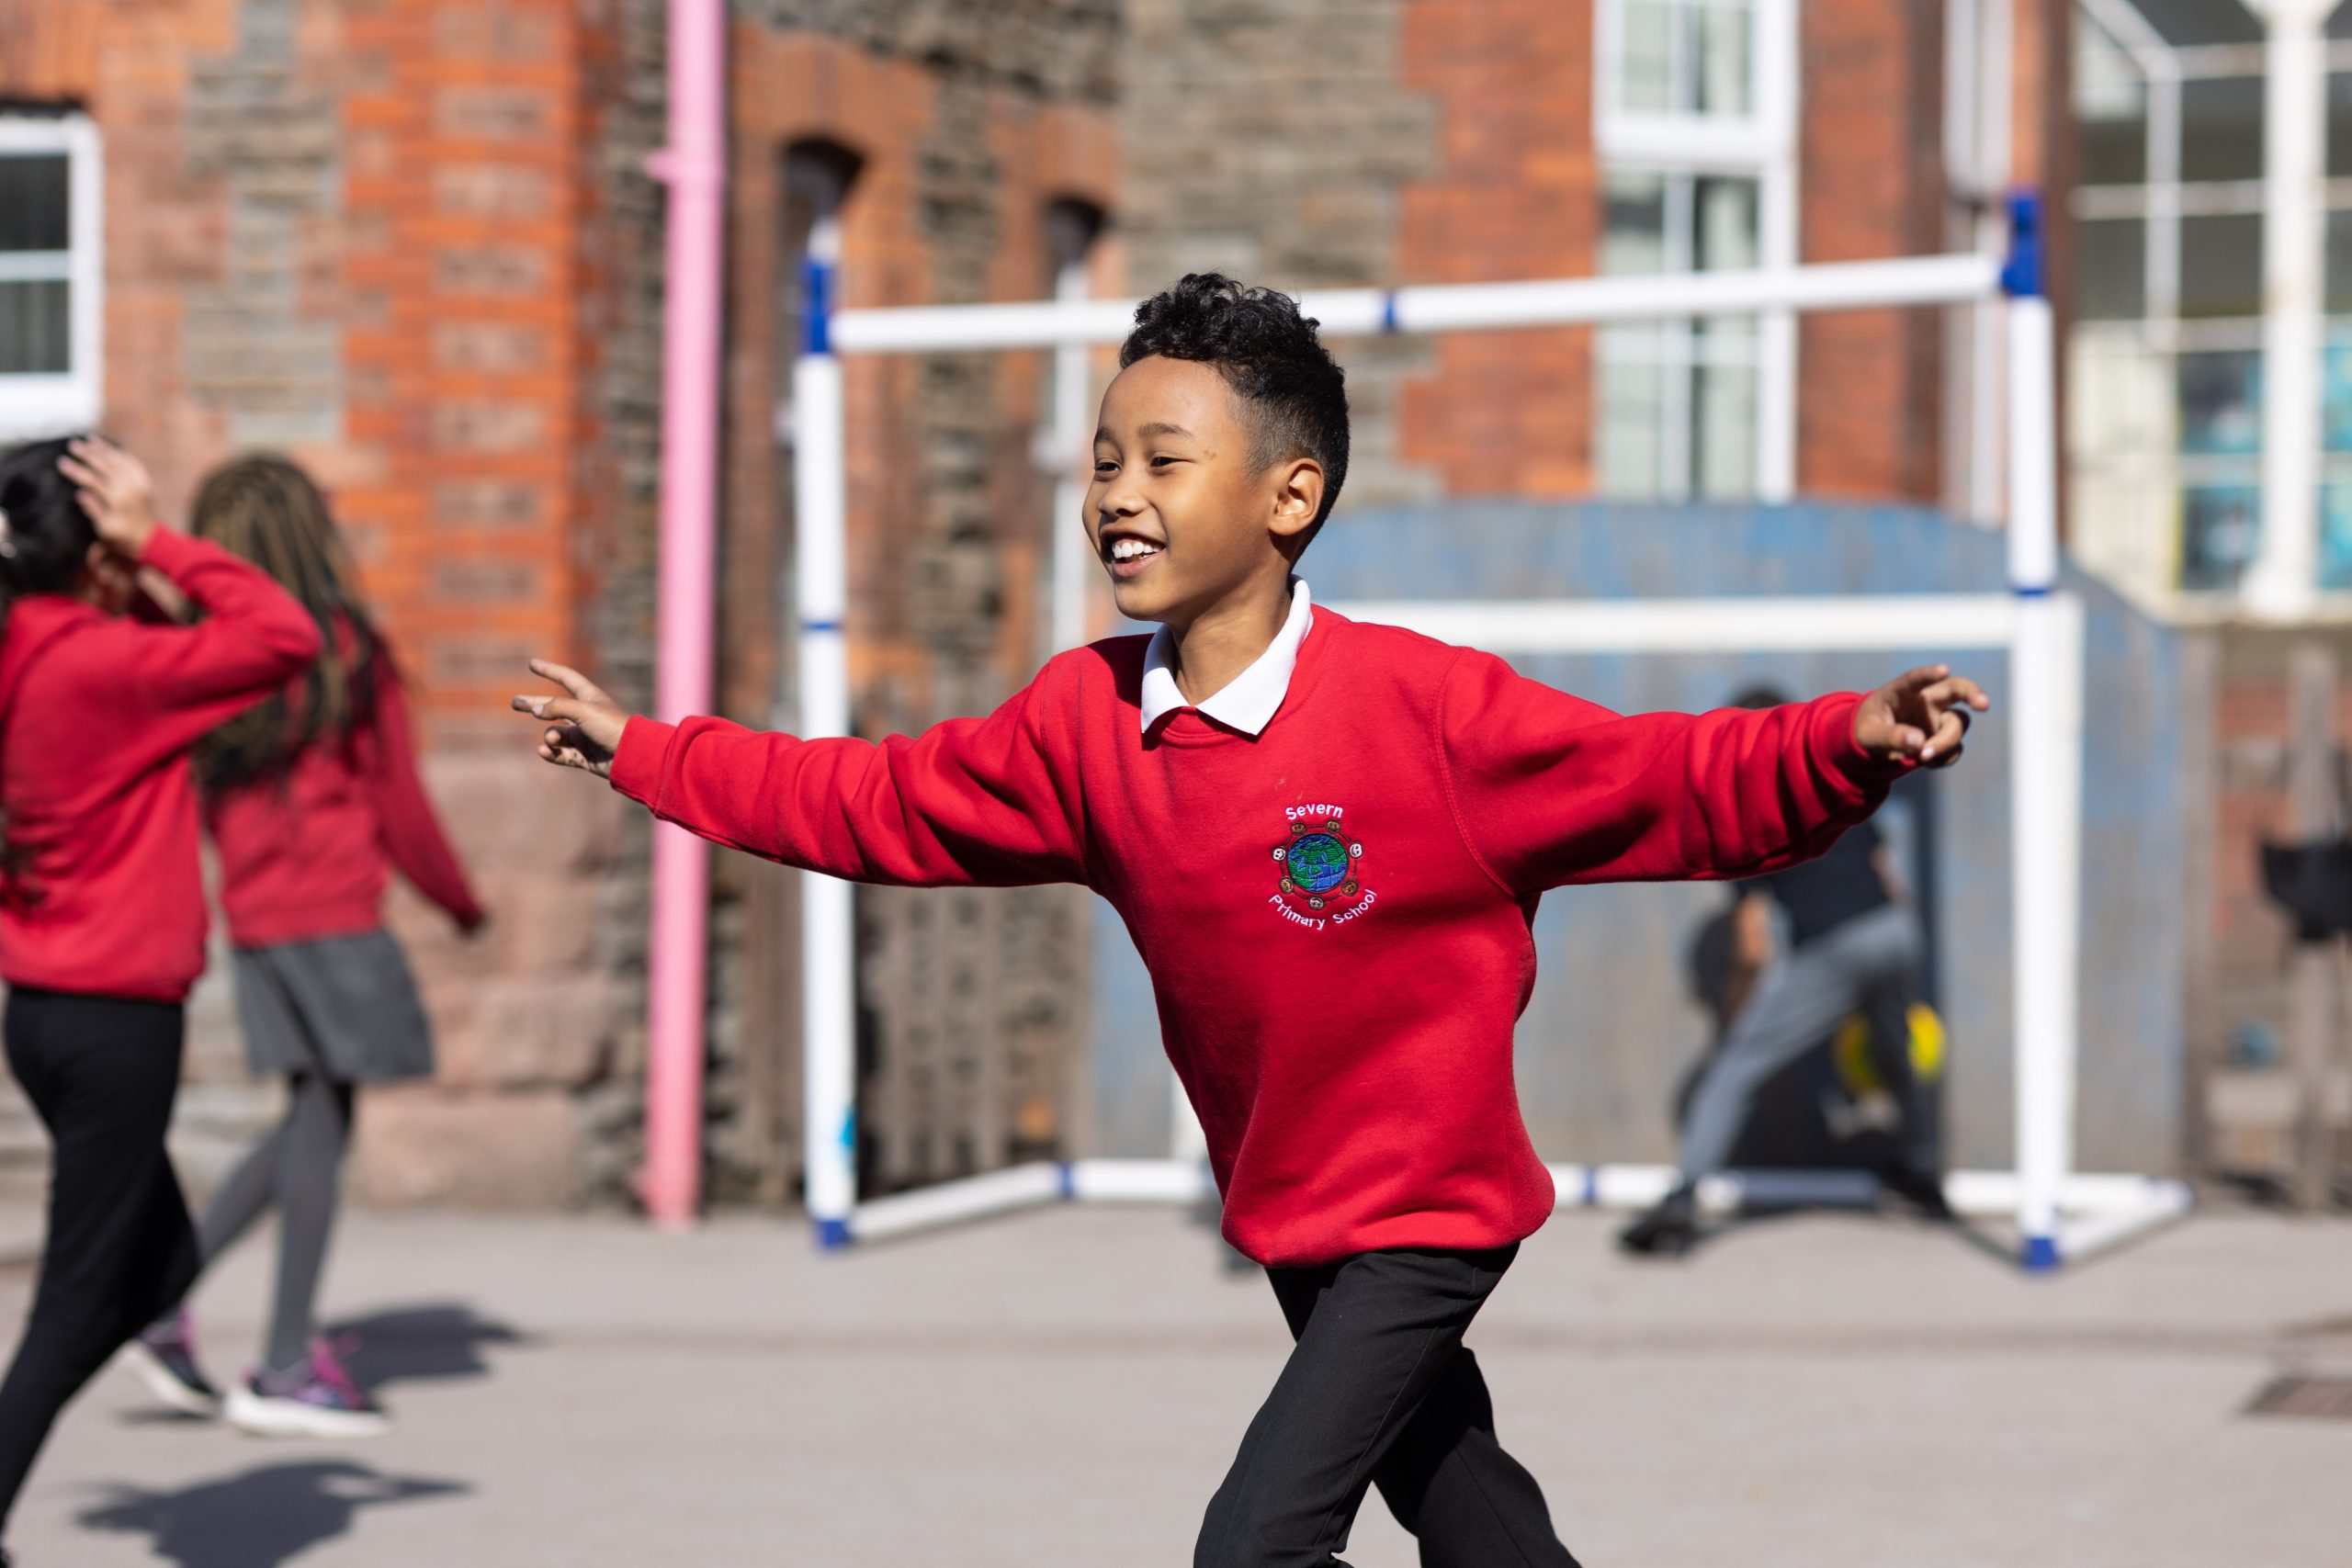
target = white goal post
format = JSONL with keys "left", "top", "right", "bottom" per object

{"left": 787, "top": 196, "right": 2190, "bottom": 1271}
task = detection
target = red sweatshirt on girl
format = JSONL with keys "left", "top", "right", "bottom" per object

{"left": 206, "top": 628, "right": 483, "bottom": 949}
{"left": 0, "top": 531, "right": 321, "bottom": 1002}
{"left": 610, "top": 607, "right": 1904, "bottom": 1266}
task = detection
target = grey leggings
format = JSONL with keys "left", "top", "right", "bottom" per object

{"left": 189, "top": 1074, "right": 355, "bottom": 1373}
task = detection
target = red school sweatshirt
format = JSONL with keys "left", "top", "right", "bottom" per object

{"left": 610, "top": 607, "right": 1905, "bottom": 1267}
{"left": 207, "top": 627, "right": 483, "bottom": 949}
{"left": 0, "top": 531, "right": 322, "bottom": 1002}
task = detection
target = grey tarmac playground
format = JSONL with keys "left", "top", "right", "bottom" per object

{"left": 2, "top": 1201, "right": 2347, "bottom": 1567}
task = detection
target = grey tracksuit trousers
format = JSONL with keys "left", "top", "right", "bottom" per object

{"left": 1678, "top": 902, "right": 1928, "bottom": 1181}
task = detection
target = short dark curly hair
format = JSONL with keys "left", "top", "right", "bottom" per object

{"left": 1119, "top": 273, "right": 1350, "bottom": 530}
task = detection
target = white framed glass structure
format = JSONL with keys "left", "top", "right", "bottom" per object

{"left": 1593, "top": 0, "right": 1799, "bottom": 502}
{"left": 2068, "top": 0, "right": 2352, "bottom": 614}
{"left": 0, "top": 114, "right": 102, "bottom": 442}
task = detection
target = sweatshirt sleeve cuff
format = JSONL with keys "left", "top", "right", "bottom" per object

{"left": 609, "top": 715, "right": 674, "bottom": 810}
{"left": 1811, "top": 692, "right": 1912, "bottom": 804}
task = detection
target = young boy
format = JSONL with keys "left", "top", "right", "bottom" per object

{"left": 514, "top": 273, "right": 1987, "bottom": 1567}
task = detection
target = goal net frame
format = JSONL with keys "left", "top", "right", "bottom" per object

{"left": 780, "top": 195, "right": 2189, "bottom": 1271}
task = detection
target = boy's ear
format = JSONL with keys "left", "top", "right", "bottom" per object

{"left": 1266, "top": 457, "right": 1325, "bottom": 543}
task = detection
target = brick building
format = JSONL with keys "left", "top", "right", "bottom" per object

{"left": 0, "top": 0, "right": 2085, "bottom": 1209}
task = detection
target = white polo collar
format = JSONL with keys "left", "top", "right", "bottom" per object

{"left": 1139, "top": 580, "right": 1313, "bottom": 737}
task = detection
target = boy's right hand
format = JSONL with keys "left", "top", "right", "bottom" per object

{"left": 513, "top": 659, "right": 628, "bottom": 778}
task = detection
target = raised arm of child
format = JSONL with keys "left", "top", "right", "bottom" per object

{"left": 513, "top": 657, "right": 1089, "bottom": 889}
{"left": 1441, "top": 652, "right": 1988, "bottom": 896}
{"left": 58, "top": 439, "right": 322, "bottom": 762}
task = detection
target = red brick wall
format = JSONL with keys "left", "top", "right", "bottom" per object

{"left": 1393, "top": 0, "right": 1599, "bottom": 498}
{"left": 1796, "top": 0, "right": 1948, "bottom": 502}
{"left": 337, "top": 3, "right": 582, "bottom": 746}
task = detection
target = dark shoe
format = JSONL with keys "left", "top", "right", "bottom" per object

{"left": 123, "top": 1309, "right": 222, "bottom": 1417}
{"left": 1880, "top": 1164, "right": 1956, "bottom": 1222}
{"left": 1618, "top": 1185, "right": 1701, "bottom": 1256}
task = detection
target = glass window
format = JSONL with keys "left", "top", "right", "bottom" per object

{"left": 0, "top": 154, "right": 69, "bottom": 251}
{"left": 2074, "top": 20, "right": 2146, "bottom": 186}
{"left": 1599, "top": 170, "right": 1762, "bottom": 500}
{"left": 2329, "top": 72, "right": 2352, "bottom": 178}
{"left": 0, "top": 123, "right": 96, "bottom": 435}
{"left": 2179, "top": 77, "right": 2264, "bottom": 185}
{"left": 2317, "top": 482, "right": 2352, "bottom": 590}
{"left": 2181, "top": 486, "right": 2260, "bottom": 591}
{"left": 2079, "top": 218, "right": 2146, "bottom": 322}
{"left": 2327, "top": 334, "right": 2352, "bottom": 453}
{"left": 0, "top": 152, "right": 72, "bottom": 378}
{"left": 1602, "top": 171, "right": 1669, "bottom": 274}
{"left": 2179, "top": 214, "right": 2264, "bottom": 320}
{"left": 2324, "top": 485, "right": 2352, "bottom": 591}
{"left": 2179, "top": 350, "right": 2261, "bottom": 457}
{"left": 2133, "top": 0, "right": 2258, "bottom": 47}
{"left": 0, "top": 282, "right": 69, "bottom": 377}
{"left": 1616, "top": 0, "right": 1755, "bottom": 119}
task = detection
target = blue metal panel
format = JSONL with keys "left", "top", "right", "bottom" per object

{"left": 1080, "top": 501, "right": 2184, "bottom": 1175}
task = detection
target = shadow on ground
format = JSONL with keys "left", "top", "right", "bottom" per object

{"left": 76, "top": 1461, "right": 468, "bottom": 1568}
{"left": 323, "top": 1301, "right": 530, "bottom": 1392}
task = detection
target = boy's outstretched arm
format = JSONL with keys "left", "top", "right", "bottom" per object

{"left": 512, "top": 658, "right": 1090, "bottom": 889}
{"left": 1441, "top": 653, "right": 1990, "bottom": 896}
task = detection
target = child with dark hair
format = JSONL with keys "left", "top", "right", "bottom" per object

{"left": 514, "top": 272, "right": 1987, "bottom": 1567}
{"left": 0, "top": 438, "right": 318, "bottom": 1562}
{"left": 123, "top": 454, "right": 484, "bottom": 1438}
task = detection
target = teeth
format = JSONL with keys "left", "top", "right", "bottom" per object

{"left": 1111, "top": 538, "right": 1160, "bottom": 561}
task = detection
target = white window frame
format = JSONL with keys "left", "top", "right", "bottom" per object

{"left": 0, "top": 114, "right": 103, "bottom": 441}
{"left": 1594, "top": 0, "right": 1800, "bottom": 501}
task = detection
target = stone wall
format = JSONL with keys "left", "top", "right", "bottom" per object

{"left": 1120, "top": 0, "right": 1441, "bottom": 511}
{"left": 585, "top": 6, "right": 1125, "bottom": 1200}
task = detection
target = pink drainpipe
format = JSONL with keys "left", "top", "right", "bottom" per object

{"left": 641, "top": 0, "right": 727, "bottom": 1229}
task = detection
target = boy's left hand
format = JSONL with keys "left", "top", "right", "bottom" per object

{"left": 1854, "top": 665, "right": 1989, "bottom": 769}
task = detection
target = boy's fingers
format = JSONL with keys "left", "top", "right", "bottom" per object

{"left": 1920, "top": 709, "right": 1969, "bottom": 766}
{"left": 512, "top": 694, "right": 604, "bottom": 730}
{"left": 1890, "top": 664, "right": 1951, "bottom": 699}
{"left": 1915, "top": 675, "right": 1989, "bottom": 714}
{"left": 527, "top": 658, "right": 608, "bottom": 704}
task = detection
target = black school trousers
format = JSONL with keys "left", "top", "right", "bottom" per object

{"left": 0, "top": 987, "right": 199, "bottom": 1536}
{"left": 1197, "top": 1244, "right": 1582, "bottom": 1568}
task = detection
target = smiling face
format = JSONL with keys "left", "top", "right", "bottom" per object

{"left": 1084, "top": 355, "right": 1322, "bottom": 629}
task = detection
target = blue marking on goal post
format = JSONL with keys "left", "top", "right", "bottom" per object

{"left": 1999, "top": 191, "right": 2044, "bottom": 300}
{"left": 802, "top": 253, "right": 834, "bottom": 353}
{"left": 815, "top": 1216, "right": 854, "bottom": 1250}
{"left": 1057, "top": 1162, "right": 1078, "bottom": 1201}
{"left": 2021, "top": 1234, "right": 2061, "bottom": 1272}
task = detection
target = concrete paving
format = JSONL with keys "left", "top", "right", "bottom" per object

{"left": 0, "top": 1201, "right": 2346, "bottom": 1566}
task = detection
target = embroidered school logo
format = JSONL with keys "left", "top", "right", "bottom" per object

{"left": 1269, "top": 804, "right": 1374, "bottom": 930}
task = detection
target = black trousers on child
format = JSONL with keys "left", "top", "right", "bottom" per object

{"left": 1196, "top": 1244, "right": 1582, "bottom": 1568}
{"left": 0, "top": 988, "right": 199, "bottom": 1535}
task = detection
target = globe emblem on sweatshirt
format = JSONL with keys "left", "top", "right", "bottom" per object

{"left": 1273, "top": 818, "right": 1363, "bottom": 911}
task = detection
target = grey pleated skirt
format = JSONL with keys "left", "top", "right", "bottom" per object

{"left": 232, "top": 930, "right": 435, "bottom": 1083}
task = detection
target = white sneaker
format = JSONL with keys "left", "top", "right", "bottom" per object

{"left": 224, "top": 1338, "right": 391, "bottom": 1439}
